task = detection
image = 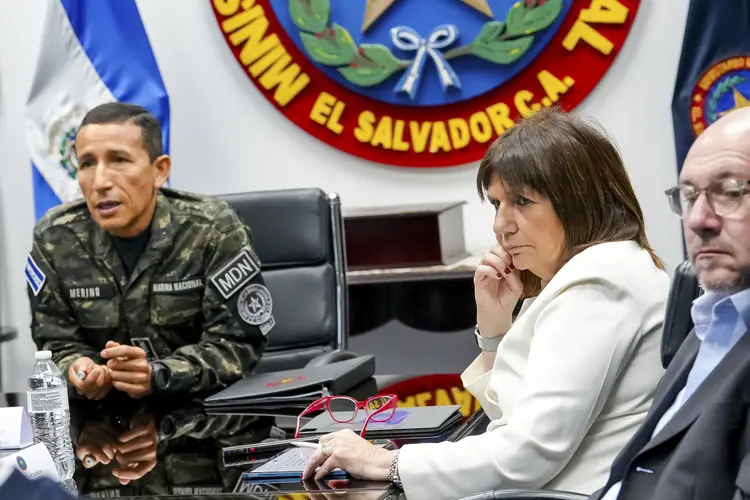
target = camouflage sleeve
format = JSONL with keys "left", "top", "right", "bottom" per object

{"left": 154, "top": 206, "right": 272, "bottom": 394}
{"left": 155, "top": 404, "right": 263, "bottom": 441}
{"left": 27, "top": 229, "right": 101, "bottom": 378}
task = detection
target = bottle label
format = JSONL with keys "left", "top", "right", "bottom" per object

{"left": 26, "top": 388, "right": 69, "bottom": 413}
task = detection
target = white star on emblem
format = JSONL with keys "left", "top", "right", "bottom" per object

{"left": 249, "top": 296, "right": 262, "bottom": 313}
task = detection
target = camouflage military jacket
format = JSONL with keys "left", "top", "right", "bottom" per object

{"left": 26, "top": 188, "right": 274, "bottom": 395}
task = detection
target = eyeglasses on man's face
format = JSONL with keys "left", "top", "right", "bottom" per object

{"left": 294, "top": 395, "right": 399, "bottom": 439}
{"left": 664, "top": 179, "right": 750, "bottom": 218}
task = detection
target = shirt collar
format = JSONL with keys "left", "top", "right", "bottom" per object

{"left": 730, "top": 287, "right": 750, "bottom": 330}
{"left": 691, "top": 287, "right": 750, "bottom": 341}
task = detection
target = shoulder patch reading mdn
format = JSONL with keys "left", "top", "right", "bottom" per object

{"left": 209, "top": 251, "right": 260, "bottom": 300}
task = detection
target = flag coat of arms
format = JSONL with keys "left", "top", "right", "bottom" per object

{"left": 672, "top": 0, "right": 750, "bottom": 173}
{"left": 26, "top": 0, "right": 170, "bottom": 221}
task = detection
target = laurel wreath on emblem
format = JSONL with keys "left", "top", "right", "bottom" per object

{"left": 289, "top": 0, "right": 563, "bottom": 93}
{"left": 707, "top": 75, "right": 746, "bottom": 123}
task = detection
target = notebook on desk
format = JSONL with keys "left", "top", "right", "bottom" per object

{"left": 298, "top": 404, "right": 463, "bottom": 439}
{"left": 205, "top": 377, "right": 379, "bottom": 416}
{"left": 202, "top": 356, "right": 375, "bottom": 409}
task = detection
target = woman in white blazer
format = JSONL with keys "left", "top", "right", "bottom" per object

{"left": 302, "top": 108, "right": 670, "bottom": 499}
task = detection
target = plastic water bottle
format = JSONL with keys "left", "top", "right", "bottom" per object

{"left": 26, "top": 350, "right": 76, "bottom": 482}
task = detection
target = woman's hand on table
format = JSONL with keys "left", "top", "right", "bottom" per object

{"left": 302, "top": 430, "right": 397, "bottom": 482}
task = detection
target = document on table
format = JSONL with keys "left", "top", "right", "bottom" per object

{"left": 0, "top": 443, "right": 59, "bottom": 481}
{"left": 0, "top": 407, "right": 33, "bottom": 450}
{"left": 243, "top": 447, "right": 347, "bottom": 480}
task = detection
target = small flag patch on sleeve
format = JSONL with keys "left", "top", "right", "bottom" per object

{"left": 25, "top": 254, "right": 46, "bottom": 296}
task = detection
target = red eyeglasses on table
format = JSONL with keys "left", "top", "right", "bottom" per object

{"left": 294, "top": 394, "right": 399, "bottom": 439}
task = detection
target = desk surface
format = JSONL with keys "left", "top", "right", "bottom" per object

{"left": 0, "top": 390, "right": 408, "bottom": 499}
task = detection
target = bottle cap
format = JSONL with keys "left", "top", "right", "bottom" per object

{"left": 34, "top": 350, "right": 52, "bottom": 360}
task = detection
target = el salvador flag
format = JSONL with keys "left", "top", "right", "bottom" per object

{"left": 25, "top": 0, "right": 170, "bottom": 222}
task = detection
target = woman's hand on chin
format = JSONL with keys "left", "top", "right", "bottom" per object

{"left": 475, "top": 243, "right": 523, "bottom": 338}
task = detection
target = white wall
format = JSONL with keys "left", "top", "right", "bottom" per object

{"left": 0, "top": 1, "right": 688, "bottom": 391}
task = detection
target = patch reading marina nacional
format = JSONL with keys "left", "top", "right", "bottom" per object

{"left": 237, "top": 284, "right": 273, "bottom": 326}
{"left": 209, "top": 251, "right": 260, "bottom": 300}
{"left": 151, "top": 278, "right": 205, "bottom": 294}
{"left": 25, "top": 254, "right": 46, "bottom": 297}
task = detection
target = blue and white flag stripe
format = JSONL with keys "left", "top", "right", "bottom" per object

{"left": 26, "top": 0, "right": 170, "bottom": 222}
{"left": 25, "top": 255, "right": 46, "bottom": 297}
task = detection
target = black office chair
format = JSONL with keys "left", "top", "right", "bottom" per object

{"left": 218, "top": 188, "right": 359, "bottom": 373}
{"left": 660, "top": 260, "right": 702, "bottom": 368}
{"left": 456, "top": 260, "right": 702, "bottom": 500}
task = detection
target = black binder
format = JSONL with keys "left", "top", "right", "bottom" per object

{"left": 202, "top": 356, "right": 375, "bottom": 409}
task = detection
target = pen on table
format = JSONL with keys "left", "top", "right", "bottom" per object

{"left": 290, "top": 441, "right": 320, "bottom": 449}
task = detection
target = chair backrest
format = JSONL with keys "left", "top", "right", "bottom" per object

{"left": 217, "top": 188, "right": 349, "bottom": 372}
{"left": 661, "top": 260, "right": 703, "bottom": 368}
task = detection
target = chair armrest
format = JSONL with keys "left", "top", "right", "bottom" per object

{"left": 460, "top": 490, "right": 588, "bottom": 500}
{"left": 305, "top": 350, "right": 360, "bottom": 368}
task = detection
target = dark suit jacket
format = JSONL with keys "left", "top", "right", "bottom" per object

{"left": 593, "top": 328, "right": 750, "bottom": 500}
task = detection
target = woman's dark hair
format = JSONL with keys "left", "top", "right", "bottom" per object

{"left": 476, "top": 107, "right": 664, "bottom": 298}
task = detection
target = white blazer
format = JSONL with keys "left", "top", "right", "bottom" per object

{"left": 397, "top": 240, "right": 670, "bottom": 500}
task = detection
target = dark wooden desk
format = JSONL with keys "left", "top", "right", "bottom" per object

{"left": 0, "top": 384, "right": 493, "bottom": 500}
{"left": 0, "top": 384, "right": 404, "bottom": 499}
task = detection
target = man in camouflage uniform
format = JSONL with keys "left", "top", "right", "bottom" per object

{"left": 26, "top": 102, "right": 273, "bottom": 400}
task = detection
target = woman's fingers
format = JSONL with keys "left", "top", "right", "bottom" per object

{"left": 480, "top": 252, "right": 511, "bottom": 275}
{"left": 474, "top": 265, "right": 500, "bottom": 285}
{"left": 489, "top": 244, "right": 514, "bottom": 266}
{"left": 302, "top": 448, "right": 330, "bottom": 480}
{"left": 314, "top": 456, "right": 340, "bottom": 481}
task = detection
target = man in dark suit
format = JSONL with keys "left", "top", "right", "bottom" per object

{"left": 593, "top": 107, "right": 750, "bottom": 499}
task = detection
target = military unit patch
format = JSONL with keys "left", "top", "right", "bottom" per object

{"left": 25, "top": 254, "right": 46, "bottom": 297}
{"left": 259, "top": 316, "right": 275, "bottom": 336}
{"left": 237, "top": 283, "right": 273, "bottom": 328}
{"left": 209, "top": 251, "right": 260, "bottom": 300}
